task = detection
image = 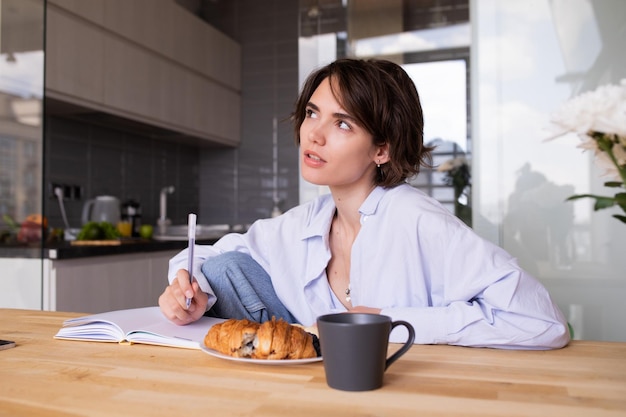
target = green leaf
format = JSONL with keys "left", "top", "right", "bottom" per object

{"left": 613, "top": 214, "right": 626, "bottom": 224}
{"left": 565, "top": 194, "right": 597, "bottom": 201}
{"left": 615, "top": 193, "right": 626, "bottom": 212}
{"left": 604, "top": 181, "right": 624, "bottom": 188}
{"left": 565, "top": 194, "right": 616, "bottom": 210}
{"left": 566, "top": 193, "right": 610, "bottom": 202}
{"left": 593, "top": 198, "right": 617, "bottom": 210}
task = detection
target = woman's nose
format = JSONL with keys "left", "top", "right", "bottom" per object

{"left": 305, "top": 122, "right": 325, "bottom": 145}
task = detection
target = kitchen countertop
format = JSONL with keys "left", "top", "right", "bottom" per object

{"left": 0, "top": 237, "right": 219, "bottom": 260}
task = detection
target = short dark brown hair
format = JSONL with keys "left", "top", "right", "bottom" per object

{"left": 292, "top": 58, "right": 433, "bottom": 187}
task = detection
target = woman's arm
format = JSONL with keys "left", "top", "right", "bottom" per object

{"left": 381, "top": 268, "right": 571, "bottom": 350}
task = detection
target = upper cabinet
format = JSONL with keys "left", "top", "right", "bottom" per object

{"left": 45, "top": 0, "right": 241, "bottom": 146}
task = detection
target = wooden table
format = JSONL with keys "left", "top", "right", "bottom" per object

{"left": 1, "top": 309, "right": 625, "bottom": 417}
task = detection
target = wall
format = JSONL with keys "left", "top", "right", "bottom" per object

{"left": 197, "top": 0, "right": 300, "bottom": 225}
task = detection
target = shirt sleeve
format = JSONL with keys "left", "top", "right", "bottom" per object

{"left": 382, "top": 267, "right": 570, "bottom": 349}
{"left": 381, "top": 224, "right": 571, "bottom": 350}
{"left": 166, "top": 229, "right": 261, "bottom": 311}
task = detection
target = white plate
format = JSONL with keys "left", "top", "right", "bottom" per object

{"left": 200, "top": 343, "right": 323, "bottom": 365}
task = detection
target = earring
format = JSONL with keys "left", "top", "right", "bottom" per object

{"left": 377, "top": 159, "right": 381, "bottom": 168}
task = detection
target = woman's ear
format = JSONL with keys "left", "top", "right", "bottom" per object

{"left": 375, "top": 143, "right": 390, "bottom": 165}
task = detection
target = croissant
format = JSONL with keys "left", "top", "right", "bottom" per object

{"left": 204, "top": 318, "right": 260, "bottom": 358}
{"left": 204, "top": 317, "right": 319, "bottom": 360}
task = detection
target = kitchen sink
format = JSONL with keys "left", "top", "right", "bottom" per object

{"left": 153, "top": 224, "right": 232, "bottom": 241}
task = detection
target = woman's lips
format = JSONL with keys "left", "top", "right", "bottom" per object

{"left": 303, "top": 151, "right": 325, "bottom": 167}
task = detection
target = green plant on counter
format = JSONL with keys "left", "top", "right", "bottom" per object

{"left": 76, "top": 221, "right": 121, "bottom": 240}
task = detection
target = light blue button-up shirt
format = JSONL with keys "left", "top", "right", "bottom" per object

{"left": 169, "top": 184, "right": 570, "bottom": 349}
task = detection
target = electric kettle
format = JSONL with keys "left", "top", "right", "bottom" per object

{"left": 81, "top": 195, "right": 121, "bottom": 225}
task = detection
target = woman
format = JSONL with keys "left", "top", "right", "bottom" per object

{"left": 159, "top": 58, "right": 570, "bottom": 349}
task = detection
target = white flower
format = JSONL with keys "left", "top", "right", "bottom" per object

{"left": 595, "top": 147, "right": 620, "bottom": 179}
{"left": 544, "top": 80, "right": 626, "bottom": 224}
{"left": 575, "top": 133, "right": 623, "bottom": 180}
{"left": 546, "top": 79, "right": 626, "bottom": 139}
{"left": 546, "top": 80, "right": 626, "bottom": 182}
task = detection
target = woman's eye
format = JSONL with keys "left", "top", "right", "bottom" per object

{"left": 338, "top": 120, "right": 351, "bottom": 130}
{"left": 305, "top": 109, "right": 317, "bottom": 119}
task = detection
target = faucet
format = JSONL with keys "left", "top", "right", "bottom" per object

{"left": 157, "top": 185, "right": 175, "bottom": 233}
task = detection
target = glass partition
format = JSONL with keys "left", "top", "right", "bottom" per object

{"left": 473, "top": 0, "right": 626, "bottom": 341}
{"left": 0, "top": 0, "right": 45, "bottom": 309}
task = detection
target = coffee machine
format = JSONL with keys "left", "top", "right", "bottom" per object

{"left": 121, "top": 199, "right": 142, "bottom": 237}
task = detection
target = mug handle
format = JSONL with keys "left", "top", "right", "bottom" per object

{"left": 385, "top": 320, "right": 416, "bottom": 370}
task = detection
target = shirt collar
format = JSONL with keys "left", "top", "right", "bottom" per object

{"left": 300, "top": 186, "right": 388, "bottom": 239}
{"left": 301, "top": 193, "right": 335, "bottom": 241}
{"left": 358, "top": 186, "right": 386, "bottom": 218}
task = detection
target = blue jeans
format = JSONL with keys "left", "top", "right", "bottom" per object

{"left": 201, "top": 251, "right": 297, "bottom": 324}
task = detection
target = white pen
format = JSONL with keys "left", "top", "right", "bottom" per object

{"left": 186, "top": 213, "right": 197, "bottom": 308}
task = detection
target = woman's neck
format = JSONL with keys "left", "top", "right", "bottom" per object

{"left": 330, "top": 183, "right": 376, "bottom": 231}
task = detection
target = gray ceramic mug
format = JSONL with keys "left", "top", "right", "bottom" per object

{"left": 317, "top": 313, "right": 415, "bottom": 391}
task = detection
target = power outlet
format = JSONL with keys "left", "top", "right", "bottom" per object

{"left": 49, "top": 183, "right": 83, "bottom": 200}
{"left": 71, "top": 185, "right": 83, "bottom": 200}
{"left": 62, "top": 185, "right": 72, "bottom": 199}
{"left": 49, "top": 183, "right": 63, "bottom": 200}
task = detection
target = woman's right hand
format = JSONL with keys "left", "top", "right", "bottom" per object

{"left": 158, "top": 269, "right": 209, "bottom": 325}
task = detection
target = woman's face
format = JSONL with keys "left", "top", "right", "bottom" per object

{"left": 299, "top": 77, "right": 382, "bottom": 190}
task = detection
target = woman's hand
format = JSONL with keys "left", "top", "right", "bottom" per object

{"left": 158, "top": 269, "right": 209, "bottom": 325}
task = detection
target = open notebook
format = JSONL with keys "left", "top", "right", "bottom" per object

{"left": 54, "top": 306, "right": 225, "bottom": 349}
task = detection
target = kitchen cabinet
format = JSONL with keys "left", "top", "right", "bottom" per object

{"left": 43, "top": 250, "right": 178, "bottom": 314}
{"left": 0, "top": 258, "right": 42, "bottom": 310}
{"left": 45, "top": 0, "right": 241, "bottom": 146}
{"left": 45, "top": 6, "right": 106, "bottom": 108}
{"left": 101, "top": 0, "right": 240, "bottom": 90}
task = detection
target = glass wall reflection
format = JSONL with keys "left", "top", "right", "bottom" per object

{"left": 473, "top": 0, "right": 626, "bottom": 341}
{"left": 0, "top": 0, "right": 45, "bottom": 309}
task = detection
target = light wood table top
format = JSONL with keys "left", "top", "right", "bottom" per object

{"left": 1, "top": 308, "right": 625, "bottom": 417}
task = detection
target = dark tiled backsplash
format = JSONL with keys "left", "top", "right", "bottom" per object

{"left": 43, "top": 110, "right": 299, "bottom": 231}
{"left": 44, "top": 115, "right": 200, "bottom": 230}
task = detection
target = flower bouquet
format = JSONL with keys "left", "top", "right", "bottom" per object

{"left": 546, "top": 79, "right": 626, "bottom": 224}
